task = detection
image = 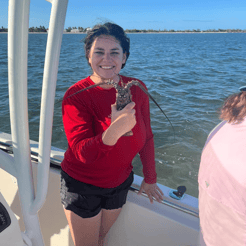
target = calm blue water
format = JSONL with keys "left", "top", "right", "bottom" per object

{"left": 1, "top": 33, "right": 246, "bottom": 198}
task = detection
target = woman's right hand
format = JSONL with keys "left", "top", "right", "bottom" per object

{"left": 110, "top": 102, "right": 136, "bottom": 137}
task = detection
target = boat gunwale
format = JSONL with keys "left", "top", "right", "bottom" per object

{"left": 0, "top": 134, "right": 199, "bottom": 218}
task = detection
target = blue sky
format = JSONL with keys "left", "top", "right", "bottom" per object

{"left": 1, "top": 0, "right": 246, "bottom": 30}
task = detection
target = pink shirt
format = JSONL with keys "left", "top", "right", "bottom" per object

{"left": 198, "top": 118, "right": 246, "bottom": 246}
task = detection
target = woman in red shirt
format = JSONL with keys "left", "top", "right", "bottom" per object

{"left": 60, "top": 22, "right": 164, "bottom": 246}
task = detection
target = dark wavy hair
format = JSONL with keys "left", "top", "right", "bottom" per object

{"left": 220, "top": 91, "right": 246, "bottom": 123}
{"left": 83, "top": 22, "right": 130, "bottom": 69}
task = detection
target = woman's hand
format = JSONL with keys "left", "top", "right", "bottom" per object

{"left": 102, "top": 102, "right": 136, "bottom": 146}
{"left": 110, "top": 102, "right": 136, "bottom": 137}
{"left": 138, "top": 180, "right": 164, "bottom": 204}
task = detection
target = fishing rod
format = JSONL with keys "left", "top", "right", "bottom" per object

{"left": 55, "top": 74, "right": 176, "bottom": 141}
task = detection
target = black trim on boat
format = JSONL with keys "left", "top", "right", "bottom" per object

{"left": 0, "top": 142, "right": 11, "bottom": 148}
{"left": 0, "top": 202, "right": 11, "bottom": 233}
{"left": 0, "top": 141, "right": 62, "bottom": 170}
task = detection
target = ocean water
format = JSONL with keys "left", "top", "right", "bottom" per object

{"left": 0, "top": 33, "right": 246, "bottom": 198}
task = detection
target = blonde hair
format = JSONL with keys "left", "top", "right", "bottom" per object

{"left": 220, "top": 91, "right": 246, "bottom": 123}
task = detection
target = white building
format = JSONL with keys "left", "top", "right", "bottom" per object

{"left": 86, "top": 27, "right": 92, "bottom": 33}
{"left": 70, "top": 28, "right": 79, "bottom": 33}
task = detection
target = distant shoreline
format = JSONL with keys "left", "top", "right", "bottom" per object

{"left": 1, "top": 31, "right": 245, "bottom": 34}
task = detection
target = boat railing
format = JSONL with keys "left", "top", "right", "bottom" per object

{"left": 0, "top": 0, "right": 68, "bottom": 245}
{"left": 0, "top": 138, "right": 199, "bottom": 219}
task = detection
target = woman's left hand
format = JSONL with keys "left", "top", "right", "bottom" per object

{"left": 138, "top": 180, "right": 164, "bottom": 204}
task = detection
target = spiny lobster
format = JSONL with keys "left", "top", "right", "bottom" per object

{"left": 56, "top": 79, "right": 175, "bottom": 140}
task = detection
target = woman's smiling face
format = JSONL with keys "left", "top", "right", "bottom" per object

{"left": 88, "top": 35, "right": 127, "bottom": 81}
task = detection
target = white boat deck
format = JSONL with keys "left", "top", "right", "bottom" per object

{"left": 0, "top": 131, "right": 200, "bottom": 246}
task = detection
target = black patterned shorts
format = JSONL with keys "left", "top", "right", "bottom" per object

{"left": 60, "top": 170, "right": 134, "bottom": 218}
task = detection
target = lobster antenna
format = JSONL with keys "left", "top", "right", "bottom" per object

{"left": 54, "top": 82, "right": 106, "bottom": 105}
{"left": 127, "top": 82, "right": 176, "bottom": 141}
{"left": 54, "top": 72, "right": 112, "bottom": 105}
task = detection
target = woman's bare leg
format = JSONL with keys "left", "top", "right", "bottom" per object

{"left": 64, "top": 208, "right": 102, "bottom": 246}
{"left": 98, "top": 208, "right": 122, "bottom": 246}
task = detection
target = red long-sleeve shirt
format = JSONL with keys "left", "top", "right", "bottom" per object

{"left": 61, "top": 75, "right": 157, "bottom": 188}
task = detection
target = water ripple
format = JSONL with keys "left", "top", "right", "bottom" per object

{"left": 1, "top": 33, "right": 246, "bottom": 198}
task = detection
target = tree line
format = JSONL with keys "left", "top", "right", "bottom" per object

{"left": 65, "top": 26, "right": 88, "bottom": 32}
{"left": 0, "top": 26, "right": 47, "bottom": 32}
{"left": 124, "top": 28, "right": 246, "bottom": 33}
{"left": 1, "top": 26, "right": 246, "bottom": 33}
{"left": 0, "top": 26, "right": 87, "bottom": 33}
{"left": 29, "top": 26, "right": 47, "bottom": 32}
